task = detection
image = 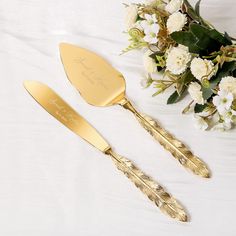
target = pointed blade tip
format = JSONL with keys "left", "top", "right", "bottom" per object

{"left": 59, "top": 42, "right": 68, "bottom": 50}
{"left": 59, "top": 42, "right": 68, "bottom": 55}
{"left": 23, "top": 80, "right": 36, "bottom": 90}
{"left": 23, "top": 80, "right": 43, "bottom": 89}
{"left": 59, "top": 42, "right": 78, "bottom": 53}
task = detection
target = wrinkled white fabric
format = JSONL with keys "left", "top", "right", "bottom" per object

{"left": 0, "top": 0, "right": 236, "bottom": 235}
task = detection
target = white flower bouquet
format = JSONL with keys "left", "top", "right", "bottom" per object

{"left": 124, "top": 0, "right": 236, "bottom": 131}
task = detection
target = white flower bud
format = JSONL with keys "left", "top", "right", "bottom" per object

{"left": 143, "top": 50, "right": 157, "bottom": 74}
{"left": 125, "top": 4, "right": 138, "bottom": 30}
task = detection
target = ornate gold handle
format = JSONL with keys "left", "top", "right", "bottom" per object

{"left": 105, "top": 148, "right": 188, "bottom": 222}
{"left": 119, "top": 98, "right": 210, "bottom": 178}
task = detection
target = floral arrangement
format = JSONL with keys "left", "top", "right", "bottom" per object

{"left": 124, "top": 0, "right": 236, "bottom": 131}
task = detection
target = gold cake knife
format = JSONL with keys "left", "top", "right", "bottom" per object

{"left": 59, "top": 43, "right": 210, "bottom": 178}
{"left": 24, "top": 80, "right": 188, "bottom": 222}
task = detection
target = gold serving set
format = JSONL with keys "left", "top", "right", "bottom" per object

{"left": 24, "top": 43, "right": 211, "bottom": 222}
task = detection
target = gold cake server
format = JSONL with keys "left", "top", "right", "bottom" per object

{"left": 59, "top": 43, "right": 210, "bottom": 178}
{"left": 24, "top": 80, "right": 188, "bottom": 222}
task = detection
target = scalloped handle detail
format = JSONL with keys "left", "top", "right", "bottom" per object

{"left": 106, "top": 149, "right": 188, "bottom": 222}
{"left": 120, "top": 99, "right": 210, "bottom": 178}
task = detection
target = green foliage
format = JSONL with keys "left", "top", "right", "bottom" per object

{"left": 194, "top": 103, "right": 207, "bottom": 113}
{"left": 167, "top": 89, "right": 187, "bottom": 104}
{"left": 201, "top": 86, "right": 214, "bottom": 100}
{"left": 145, "top": 77, "right": 154, "bottom": 88}
{"left": 167, "top": 91, "right": 180, "bottom": 104}
{"left": 166, "top": 71, "right": 194, "bottom": 104}
{"left": 170, "top": 31, "right": 200, "bottom": 53}
{"left": 122, "top": 41, "right": 147, "bottom": 54}
{"left": 122, "top": 0, "right": 236, "bottom": 115}
{"left": 190, "top": 24, "right": 218, "bottom": 52}
{"left": 171, "top": 23, "right": 232, "bottom": 55}
{"left": 150, "top": 51, "right": 166, "bottom": 71}
{"left": 172, "top": 24, "right": 231, "bottom": 54}
{"left": 149, "top": 51, "right": 164, "bottom": 59}
{"left": 183, "top": 0, "right": 207, "bottom": 26}
{"left": 176, "top": 70, "right": 195, "bottom": 95}
{"left": 202, "top": 61, "right": 236, "bottom": 100}
{"left": 122, "top": 27, "right": 147, "bottom": 54}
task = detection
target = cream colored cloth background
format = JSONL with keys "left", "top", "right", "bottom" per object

{"left": 0, "top": 0, "right": 236, "bottom": 235}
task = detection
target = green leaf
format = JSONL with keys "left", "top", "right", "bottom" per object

{"left": 202, "top": 61, "right": 236, "bottom": 100}
{"left": 233, "top": 70, "right": 236, "bottom": 77}
{"left": 149, "top": 51, "right": 164, "bottom": 59}
{"left": 171, "top": 23, "right": 233, "bottom": 55}
{"left": 190, "top": 24, "right": 232, "bottom": 47}
{"left": 195, "top": 0, "right": 201, "bottom": 16}
{"left": 183, "top": 0, "right": 201, "bottom": 22}
{"left": 190, "top": 24, "right": 221, "bottom": 52}
{"left": 194, "top": 103, "right": 207, "bottom": 113}
{"left": 167, "top": 89, "right": 186, "bottom": 104}
{"left": 216, "top": 61, "right": 236, "bottom": 79}
{"left": 149, "top": 51, "right": 165, "bottom": 71}
{"left": 167, "top": 91, "right": 179, "bottom": 104}
{"left": 176, "top": 70, "right": 195, "bottom": 94}
{"left": 183, "top": 0, "right": 208, "bottom": 27}
{"left": 152, "top": 90, "right": 163, "bottom": 97}
{"left": 208, "top": 29, "right": 232, "bottom": 46}
{"left": 224, "top": 32, "right": 233, "bottom": 44}
{"left": 137, "top": 15, "right": 142, "bottom": 21}
{"left": 202, "top": 87, "right": 214, "bottom": 100}
{"left": 146, "top": 77, "right": 154, "bottom": 88}
{"left": 170, "top": 31, "right": 200, "bottom": 54}
{"left": 202, "top": 77, "right": 221, "bottom": 100}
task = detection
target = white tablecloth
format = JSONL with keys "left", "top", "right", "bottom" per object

{"left": 0, "top": 0, "right": 236, "bottom": 235}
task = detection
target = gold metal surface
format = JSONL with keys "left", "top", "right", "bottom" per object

{"left": 121, "top": 98, "right": 210, "bottom": 178}
{"left": 24, "top": 81, "right": 188, "bottom": 222}
{"left": 59, "top": 43, "right": 126, "bottom": 106}
{"left": 106, "top": 149, "right": 188, "bottom": 222}
{"left": 59, "top": 43, "right": 210, "bottom": 178}
{"left": 23, "top": 80, "right": 110, "bottom": 152}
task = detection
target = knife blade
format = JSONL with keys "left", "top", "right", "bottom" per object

{"left": 23, "top": 80, "right": 188, "bottom": 222}
{"left": 23, "top": 80, "right": 110, "bottom": 152}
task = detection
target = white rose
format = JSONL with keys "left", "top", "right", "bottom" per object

{"left": 143, "top": 50, "right": 157, "bottom": 73}
{"left": 165, "top": 0, "right": 183, "bottom": 14}
{"left": 125, "top": 4, "right": 138, "bottom": 30}
{"left": 166, "top": 45, "right": 191, "bottom": 75}
{"left": 219, "top": 76, "right": 236, "bottom": 98}
{"left": 190, "top": 58, "right": 215, "bottom": 81}
{"left": 167, "top": 12, "right": 187, "bottom": 34}
{"left": 188, "top": 82, "right": 204, "bottom": 105}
